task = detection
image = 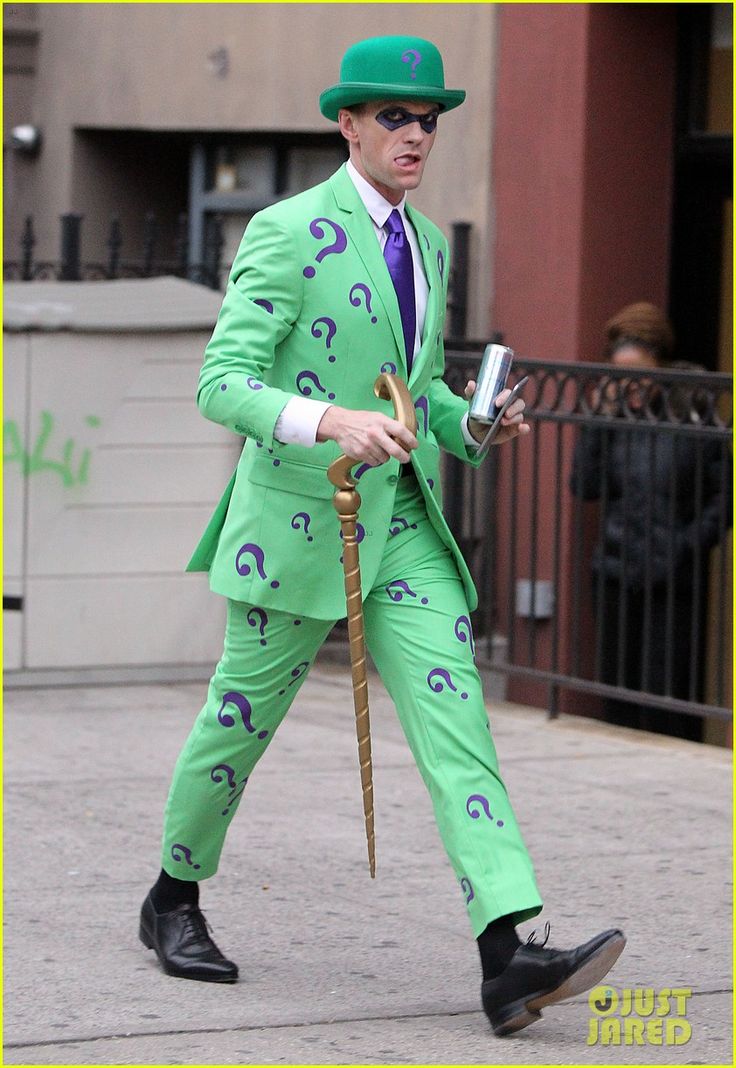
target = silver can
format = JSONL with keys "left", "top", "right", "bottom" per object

{"left": 468, "top": 343, "right": 515, "bottom": 424}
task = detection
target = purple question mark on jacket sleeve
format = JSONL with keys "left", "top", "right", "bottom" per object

{"left": 415, "top": 396, "right": 429, "bottom": 435}
{"left": 171, "top": 844, "right": 201, "bottom": 870}
{"left": 246, "top": 376, "right": 264, "bottom": 391}
{"left": 460, "top": 877, "right": 475, "bottom": 904}
{"left": 303, "top": 218, "right": 348, "bottom": 278}
{"left": 278, "top": 660, "right": 310, "bottom": 696}
{"left": 210, "top": 764, "right": 237, "bottom": 789}
{"left": 254, "top": 299, "right": 273, "bottom": 314}
{"left": 246, "top": 606, "right": 269, "bottom": 645}
{"left": 386, "top": 579, "right": 428, "bottom": 605}
{"left": 217, "top": 690, "right": 269, "bottom": 739}
{"left": 427, "top": 667, "right": 468, "bottom": 700}
{"left": 311, "top": 317, "right": 338, "bottom": 362}
{"left": 454, "top": 615, "right": 476, "bottom": 656}
{"left": 291, "top": 511, "right": 313, "bottom": 542}
{"left": 466, "top": 793, "right": 504, "bottom": 826}
{"left": 349, "top": 283, "right": 378, "bottom": 323}
{"left": 381, "top": 361, "right": 397, "bottom": 374}
{"left": 296, "top": 369, "right": 335, "bottom": 401}
{"left": 235, "top": 543, "right": 279, "bottom": 588}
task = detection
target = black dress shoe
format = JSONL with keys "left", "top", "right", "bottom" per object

{"left": 139, "top": 891, "right": 239, "bottom": 983}
{"left": 482, "top": 926, "right": 626, "bottom": 1036}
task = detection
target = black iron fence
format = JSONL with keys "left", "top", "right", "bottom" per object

{"left": 443, "top": 344, "right": 733, "bottom": 729}
{"left": 4, "top": 212, "right": 226, "bottom": 289}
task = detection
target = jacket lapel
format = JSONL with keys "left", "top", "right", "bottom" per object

{"left": 328, "top": 167, "right": 408, "bottom": 375}
{"left": 405, "top": 202, "right": 441, "bottom": 387}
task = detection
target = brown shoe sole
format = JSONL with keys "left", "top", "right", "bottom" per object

{"left": 491, "top": 931, "right": 626, "bottom": 1037}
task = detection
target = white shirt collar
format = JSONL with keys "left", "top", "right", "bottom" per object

{"left": 346, "top": 158, "right": 408, "bottom": 230}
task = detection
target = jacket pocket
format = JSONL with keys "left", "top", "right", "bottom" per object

{"left": 247, "top": 455, "right": 336, "bottom": 499}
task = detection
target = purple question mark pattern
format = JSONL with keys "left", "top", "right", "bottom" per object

{"left": 386, "top": 579, "right": 428, "bottom": 605}
{"left": 339, "top": 522, "right": 365, "bottom": 562}
{"left": 210, "top": 764, "right": 237, "bottom": 790}
{"left": 427, "top": 478, "right": 435, "bottom": 490}
{"left": 349, "top": 282, "right": 378, "bottom": 324}
{"left": 217, "top": 690, "right": 269, "bottom": 740}
{"left": 221, "top": 777, "right": 248, "bottom": 816}
{"left": 235, "top": 542, "right": 280, "bottom": 588}
{"left": 278, "top": 660, "right": 310, "bottom": 696}
{"left": 303, "top": 218, "right": 348, "bottom": 278}
{"left": 311, "top": 317, "right": 338, "bottom": 362}
{"left": 423, "top": 234, "right": 431, "bottom": 251}
{"left": 415, "top": 396, "right": 429, "bottom": 436}
{"left": 353, "top": 463, "right": 372, "bottom": 481}
{"left": 437, "top": 250, "right": 445, "bottom": 284}
{"left": 291, "top": 511, "right": 313, "bottom": 542}
{"left": 427, "top": 667, "right": 468, "bottom": 700}
{"left": 296, "top": 369, "right": 335, "bottom": 401}
{"left": 389, "top": 516, "right": 418, "bottom": 537}
{"left": 401, "top": 48, "right": 422, "bottom": 79}
{"left": 380, "top": 360, "right": 397, "bottom": 374}
{"left": 254, "top": 299, "right": 273, "bottom": 314}
{"left": 460, "top": 877, "right": 475, "bottom": 905}
{"left": 454, "top": 615, "right": 476, "bottom": 656}
{"left": 246, "top": 376, "right": 264, "bottom": 391}
{"left": 466, "top": 793, "right": 504, "bottom": 827}
{"left": 247, "top": 606, "right": 269, "bottom": 645}
{"left": 171, "top": 843, "right": 201, "bottom": 870}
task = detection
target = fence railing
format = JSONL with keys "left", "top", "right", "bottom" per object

{"left": 3, "top": 212, "right": 225, "bottom": 289}
{"left": 443, "top": 344, "right": 733, "bottom": 727}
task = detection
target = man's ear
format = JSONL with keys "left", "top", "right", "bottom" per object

{"left": 338, "top": 108, "right": 360, "bottom": 144}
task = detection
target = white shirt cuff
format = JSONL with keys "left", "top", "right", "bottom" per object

{"left": 274, "top": 395, "right": 332, "bottom": 447}
{"left": 461, "top": 411, "right": 481, "bottom": 449}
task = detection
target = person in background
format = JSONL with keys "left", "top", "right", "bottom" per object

{"left": 570, "top": 302, "right": 731, "bottom": 739}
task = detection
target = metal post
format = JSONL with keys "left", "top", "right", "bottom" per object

{"left": 106, "top": 217, "right": 122, "bottom": 278}
{"left": 449, "top": 221, "right": 471, "bottom": 337}
{"left": 21, "top": 215, "right": 35, "bottom": 281}
{"left": 59, "top": 212, "right": 83, "bottom": 281}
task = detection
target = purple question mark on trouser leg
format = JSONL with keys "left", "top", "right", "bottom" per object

{"left": 427, "top": 667, "right": 468, "bottom": 700}
{"left": 460, "top": 877, "right": 475, "bottom": 904}
{"left": 296, "top": 369, "right": 335, "bottom": 401}
{"left": 221, "top": 777, "right": 248, "bottom": 816}
{"left": 254, "top": 299, "right": 273, "bottom": 314}
{"left": 349, "top": 283, "right": 378, "bottom": 324}
{"left": 235, "top": 543, "right": 280, "bottom": 589}
{"left": 386, "top": 579, "right": 428, "bottom": 605}
{"left": 210, "top": 764, "right": 237, "bottom": 790}
{"left": 454, "top": 615, "right": 476, "bottom": 656}
{"left": 217, "top": 691, "right": 269, "bottom": 739}
{"left": 311, "top": 317, "right": 338, "bottom": 362}
{"left": 303, "top": 218, "right": 348, "bottom": 278}
{"left": 171, "top": 844, "right": 201, "bottom": 870}
{"left": 466, "top": 794, "right": 504, "bottom": 826}
{"left": 246, "top": 606, "right": 269, "bottom": 645}
{"left": 278, "top": 660, "right": 310, "bottom": 695}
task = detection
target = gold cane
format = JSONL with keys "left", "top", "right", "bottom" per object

{"left": 327, "top": 373, "right": 417, "bottom": 878}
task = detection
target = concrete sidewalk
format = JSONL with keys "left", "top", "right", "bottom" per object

{"left": 4, "top": 662, "right": 732, "bottom": 1065}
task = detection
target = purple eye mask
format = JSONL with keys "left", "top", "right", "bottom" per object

{"left": 375, "top": 107, "right": 439, "bottom": 134}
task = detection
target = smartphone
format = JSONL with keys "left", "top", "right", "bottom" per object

{"left": 474, "top": 375, "right": 529, "bottom": 460}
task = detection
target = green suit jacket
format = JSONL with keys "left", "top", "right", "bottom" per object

{"left": 187, "top": 164, "right": 483, "bottom": 619}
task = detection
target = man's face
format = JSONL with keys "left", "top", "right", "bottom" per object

{"left": 338, "top": 100, "right": 439, "bottom": 205}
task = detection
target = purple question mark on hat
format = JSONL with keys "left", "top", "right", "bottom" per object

{"left": 402, "top": 49, "right": 422, "bottom": 79}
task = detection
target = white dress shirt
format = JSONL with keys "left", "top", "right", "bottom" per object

{"left": 272, "top": 159, "right": 477, "bottom": 448}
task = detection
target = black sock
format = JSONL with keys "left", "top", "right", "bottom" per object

{"left": 477, "top": 913, "right": 522, "bottom": 981}
{"left": 150, "top": 868, "right": 199, "bottom": 913}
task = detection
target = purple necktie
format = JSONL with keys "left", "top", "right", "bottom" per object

{"left": 383, "top": 209, "right": 416, "bottom": 372}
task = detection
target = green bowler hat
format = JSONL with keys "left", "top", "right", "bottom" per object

{"left": 320, "top": 35, "right": 466, "bottom": 121}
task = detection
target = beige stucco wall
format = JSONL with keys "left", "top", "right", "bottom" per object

{"left": 5, "top": 2, "right": 498, "bottom": 335}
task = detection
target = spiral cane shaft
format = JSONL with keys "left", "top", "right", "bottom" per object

{"left": 338, "top": 509, "right": 376, "bottom": 877}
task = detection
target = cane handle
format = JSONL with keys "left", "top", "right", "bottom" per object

{"left": 327, "top": 373, "right": 417, "bottom": 491}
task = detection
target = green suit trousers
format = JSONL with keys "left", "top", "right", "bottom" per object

{"left": 162, "top": 476, "right": 543, "bottom": 937}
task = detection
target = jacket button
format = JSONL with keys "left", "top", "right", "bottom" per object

{"left": 387, "top": 474, "right": 398, "bottom": 485}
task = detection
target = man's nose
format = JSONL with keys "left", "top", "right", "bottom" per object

{"left": 402, "top": 121, "right": 425, "bottom": 142}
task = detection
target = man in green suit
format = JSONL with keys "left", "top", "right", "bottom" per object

{"left": 139, "top": 35, "right": 625, "bottom": 1036}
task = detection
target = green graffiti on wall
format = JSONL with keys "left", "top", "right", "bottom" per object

{"left": 3, "top": 411, "right": 101, "bottom": 487}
